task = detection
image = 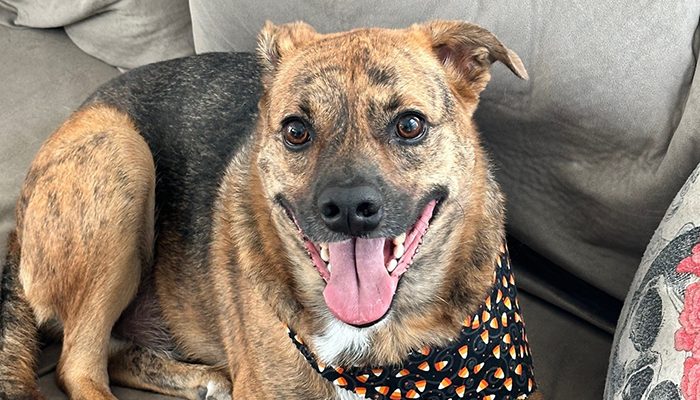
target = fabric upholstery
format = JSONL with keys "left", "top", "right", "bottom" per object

{"left": 189, "top": 0, "right": 700, "bottom": 301}
{"left": 606, "top": 163, "right": 700, "bottom": 399}
{"left": 0, "top": 0, "right": 194, "bottom": 69}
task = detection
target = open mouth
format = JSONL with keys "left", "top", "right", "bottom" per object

{"left": 286, "top": 199, "right": 440, "bottom": 327}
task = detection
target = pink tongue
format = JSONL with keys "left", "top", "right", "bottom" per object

{"left": 323, "top": 238, "right": 397, "bottom": 325}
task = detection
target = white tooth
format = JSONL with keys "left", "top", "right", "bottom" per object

{"left": 320, "top": 245, "right": 329, "bottom": 262}
{"left": 387, "top": 259, "right": 398, "bottom": 273}
{"left": 327, "top": 263, "right": 332, "bottom": 273}
{"left": 393, "top": 243, "right": 405, "bottom": 259}
{"left": 393, "top": 233, "right": 406, "bottom": 245}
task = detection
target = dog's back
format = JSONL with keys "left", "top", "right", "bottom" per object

{"left": 88, "top": 52, "right": 261, "bottom": 259}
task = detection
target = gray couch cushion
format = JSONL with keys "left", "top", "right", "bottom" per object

{"left": 0, "top": 25, "right": 119, "bottom": 260}
{"left": 0, "top": 0, "right": 194, "bottom": 69}
{"left": 190, "top": 0, "right": 700, "bottom": 301}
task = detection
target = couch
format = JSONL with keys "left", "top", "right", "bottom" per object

{"left": 1, "top": 1, "right": 698, "bottom": 399}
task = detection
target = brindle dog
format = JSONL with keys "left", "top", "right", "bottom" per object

{"left": 0, "top": 21, "right": 540, "bottom": 399}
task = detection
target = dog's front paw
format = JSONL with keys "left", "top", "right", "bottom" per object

{"left": 196, "top": 380, "right": 232, "bottom": 400}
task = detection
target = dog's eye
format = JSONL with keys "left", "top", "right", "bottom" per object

{"left": 282, "top": 118, "right": 312, "bottom": 149}
{"left": 395, "top": 113, "right": 427, "bottom": 141}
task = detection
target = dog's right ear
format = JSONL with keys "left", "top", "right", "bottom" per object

{"left": 417, "top": 20, "right": 528, "bottom": 98}
{"left": 257, "top": 21, "right": 319, "bottom": 84}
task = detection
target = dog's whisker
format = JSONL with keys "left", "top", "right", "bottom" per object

{"left": 452, "top": 198, "right": 467, "bottom": 220}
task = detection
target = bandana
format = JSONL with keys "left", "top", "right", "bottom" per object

{"left": 287, "top": 244, "right": 537, "bottom": 399}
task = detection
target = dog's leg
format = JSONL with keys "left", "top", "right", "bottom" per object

{"left": 0, "top": 232, "right": 45, "bottom": 400}
{"left": 108, "top": 341, "right": 231, "bottom": 400}
{"left": 15, "top": 105, "right": 155, "bottom": 400}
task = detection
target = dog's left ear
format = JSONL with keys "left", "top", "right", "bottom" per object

{"left": 257, "top": 21, "right": 319, "bottom": 84}
{"left": 418, "top": 20, "right": 528, "bottom": 95}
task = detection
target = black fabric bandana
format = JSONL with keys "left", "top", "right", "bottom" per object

{"left": 287, "top": 243, "right": 537, "bottom": 399}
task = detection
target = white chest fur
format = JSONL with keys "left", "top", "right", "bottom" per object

{"left": 335, "top": 386, "right": 365, "bottom": 399}
{"left": 310, "top": 318, "right": 380, "bottom": 365}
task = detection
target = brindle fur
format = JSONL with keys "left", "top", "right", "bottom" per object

{"left": 0, "top": 21, "right": 540, "bottom": 399}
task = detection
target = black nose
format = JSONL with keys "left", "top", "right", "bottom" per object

{"left": 317, "top": 185, "right": 384, "bottom": 235}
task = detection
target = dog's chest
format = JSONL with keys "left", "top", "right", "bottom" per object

{"left": 309, "top": 319, "right": 378, "bottom": 365}
{"left": 335, "top": 386, "right": 364, "bottom": 400}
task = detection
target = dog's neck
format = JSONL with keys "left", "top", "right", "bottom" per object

{"left": 286, "top": 245, "right": 537, "bottom": 399}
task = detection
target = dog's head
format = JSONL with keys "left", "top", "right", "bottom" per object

{"left": 248, "top": 20, "right": 526, "bottom": 363}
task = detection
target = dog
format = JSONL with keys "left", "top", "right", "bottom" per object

{"left": 0, "top": 20, "right": 542, "bottom": 399}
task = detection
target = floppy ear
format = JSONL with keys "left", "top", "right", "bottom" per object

{"left": 418, "top": 20, "right": 528, "bottom": 95}
{"left": 257, "top": 21, "right": 319, "bottom": 80}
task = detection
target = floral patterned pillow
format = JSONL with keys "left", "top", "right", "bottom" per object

{"left": 605, "top": 163, "right": 700, "bottom": 400}
{"left": 677, "top": 244, "right": 700, "bottom": 397}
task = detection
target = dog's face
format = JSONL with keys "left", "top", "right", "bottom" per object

{"left": 250, "top": 20, "right": 526, "bottom": 354}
